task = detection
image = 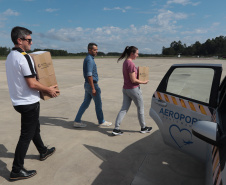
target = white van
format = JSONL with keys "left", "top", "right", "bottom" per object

{"left": 149, "top": 63, "right": 226, "bottom": 185}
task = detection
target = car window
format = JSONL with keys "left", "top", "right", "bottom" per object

{"left": 166, "top": 68, "right": 214, "bottom": 103}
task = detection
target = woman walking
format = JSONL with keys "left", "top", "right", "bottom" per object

{"left": 112, "top": 46, "right": 152, "bottom": 136}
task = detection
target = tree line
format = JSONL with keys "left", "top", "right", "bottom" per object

{"left": 1, "top": 35, "right": 226, "bottom": 57}
{"left": 0, "top": 47, "right": 155, "bottom": 57}
{"left": 162, "top": 35, "right": 226, "bottom": 57}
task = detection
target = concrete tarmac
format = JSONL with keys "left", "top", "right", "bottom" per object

{"left": 1, "top": 57, "right": 225, "bottom": 185}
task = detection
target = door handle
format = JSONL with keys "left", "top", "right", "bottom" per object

{"left": 155, "top": 99, "right": 167, "bottom": 107}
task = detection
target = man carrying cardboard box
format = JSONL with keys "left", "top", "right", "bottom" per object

{"left": 5, "top": 26, "right": 59, "bottom": 181}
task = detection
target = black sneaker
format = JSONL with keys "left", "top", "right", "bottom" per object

{"left": 40, "top": 147, "right": 56, "bottom": 161}
{"left": 9, "top": 168, "right": 37, "bottom": 181}
{"left": 112, "top": 129, "right": 123, "bottom": 136}
{"left": 140, "top": 127, "right": 152, "bottom": 133}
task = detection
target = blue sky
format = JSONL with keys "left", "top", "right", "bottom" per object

{"left": 0, "top": 0, "right": 225, "bottom": 54}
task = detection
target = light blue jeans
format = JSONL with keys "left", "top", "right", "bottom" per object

{"left": 114, "top": 87, "right": 146, "bottom": 129}
{"left": 75, "top": 82, "right": 105, "bottom": 124}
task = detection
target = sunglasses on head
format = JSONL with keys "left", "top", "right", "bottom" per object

{"left": 20, "top": 38, "right": 32, "bottom": 44}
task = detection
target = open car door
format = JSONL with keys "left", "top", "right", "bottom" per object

{"left": 149, "top": 64, "right": 222, "bottom": 161}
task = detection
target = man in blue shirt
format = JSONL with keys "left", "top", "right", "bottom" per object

{"left": 74, "top": 43, "right": 112, "bottom": 127}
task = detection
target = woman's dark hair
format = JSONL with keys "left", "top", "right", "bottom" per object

{"left": 11, "top": 26, "right": 32, "bottom": 45}
{"left": 117, "top": 46, "right": 138, "bottom": 62}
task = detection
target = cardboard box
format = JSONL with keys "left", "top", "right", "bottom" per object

{"left": 138, "top": 66, "right": 149, "bottom": 81}
{"left": 30, "top": 51, "right": 60, "bottom": 100}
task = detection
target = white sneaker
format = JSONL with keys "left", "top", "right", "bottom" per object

{"left": 99, "top": 121, "right": 112, "bottom": 127}
{"left": 73, "top": 121, "right": 87, "bottom": 128}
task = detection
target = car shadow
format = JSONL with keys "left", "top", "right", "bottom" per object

{"left": 84, "top": 131, "right": 205, "bottom": 185}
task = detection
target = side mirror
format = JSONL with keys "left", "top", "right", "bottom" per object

{"left": 192, "top": 121, "right": 220, "bottom": 146}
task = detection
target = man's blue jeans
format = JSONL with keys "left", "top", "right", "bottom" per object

{"left": 75, "top": 82, "right": 105, "bottom": 124}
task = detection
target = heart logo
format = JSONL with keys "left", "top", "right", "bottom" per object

{"left": 169, "top": 124, "right": 193, "bottom": 148}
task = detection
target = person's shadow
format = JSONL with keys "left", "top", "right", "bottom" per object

{"left": 39, "top": 116, "right": 137, "bottom": 136}
{"left": 0, "top": 144, "right": 39, "bottom": 181}
{"left": 0, "top": 160, "right": 10, "bottom": 181}
{"left": 0, "top": 145, "right": 19, "bottom": 181}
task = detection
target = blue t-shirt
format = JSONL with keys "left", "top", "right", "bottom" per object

{"left": 83, "top": 54, "right": 98, "bottom": 83}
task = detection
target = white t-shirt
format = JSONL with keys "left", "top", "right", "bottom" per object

{"left": 5, "top": 49, "right": 40, "bottom": 106}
